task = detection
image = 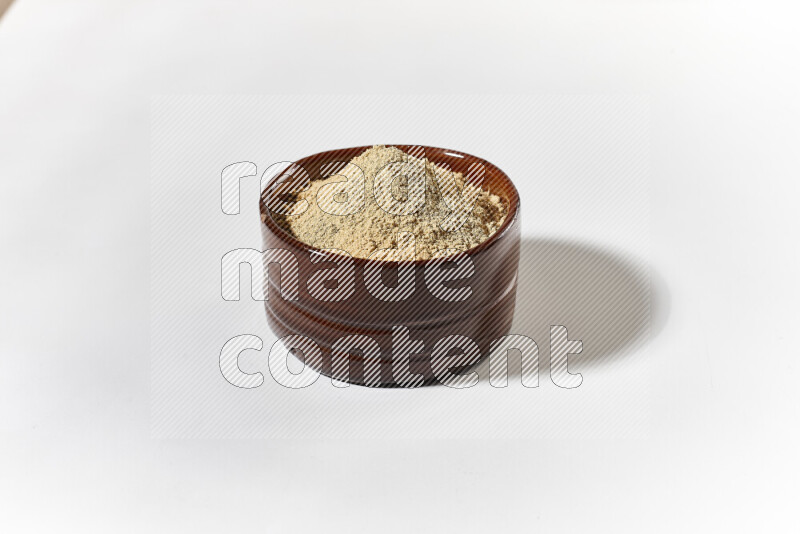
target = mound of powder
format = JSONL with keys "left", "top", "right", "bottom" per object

{"left": 272, "top": 145, "right": 508, "bottom": 260}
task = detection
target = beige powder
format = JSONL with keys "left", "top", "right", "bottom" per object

{"left": 271, "top": 145, "right": 508, "bottom": 260}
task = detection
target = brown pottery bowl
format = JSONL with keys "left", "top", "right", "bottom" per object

{"left": 260, "top": 145, "right": 520, "bottom": 387}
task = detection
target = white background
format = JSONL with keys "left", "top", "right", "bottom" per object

{"left": 1, "top": 0, "right": 799, "bottom": 532}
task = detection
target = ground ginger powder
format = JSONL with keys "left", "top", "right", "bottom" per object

{"left": 272, "top": 145, "right": 508, "bottom": 260}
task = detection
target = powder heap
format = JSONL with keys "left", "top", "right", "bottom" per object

{"left": 272, "top": 145, "right": 508, "bottom": 261}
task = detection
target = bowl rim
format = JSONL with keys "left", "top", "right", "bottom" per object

{"left": 259, "top": 144, "right": 520, "bottom": 266}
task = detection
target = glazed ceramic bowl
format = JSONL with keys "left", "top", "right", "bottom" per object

{"left": 259, "top": 145, "right": 520, "bottom": 386}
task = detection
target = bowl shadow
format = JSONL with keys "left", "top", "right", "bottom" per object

{"left": 472, "top": 237, "right": 670, "bottom": 383}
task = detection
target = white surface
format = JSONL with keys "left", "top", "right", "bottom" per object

{"left": 1, "top": 0, "right": 799, "bottom": 532}
{"left": 151, "top": 94, "right": 652, "bottom": 439}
